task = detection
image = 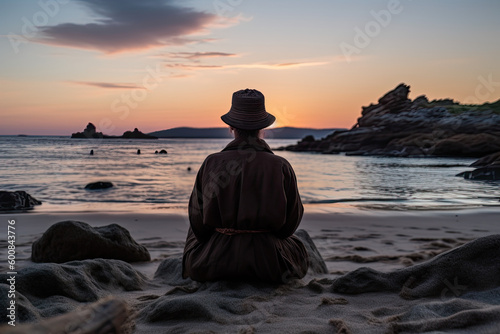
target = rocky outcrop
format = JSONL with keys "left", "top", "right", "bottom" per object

{"left": 71, "top": 122, "right": 104, "bottom": 139}
{"left": 32, "top": 221, "right": 151, "bottom": 263}
{"left": 85, "top": 181, "right": 114, "bottom": 190}
{"left": 281, "top": 84, "right": 500, "bottom": 157}
{"left": 71, "top": 123, "right": 157, "bottom": 139}
{"left": 122, "top": 128, "right": 157, "bottom": 139}
{"left": 0, "top": 191, "right": 41, "bottom": 211}
{"left": 456, "top": 151, "right": 500, "bottom": 180}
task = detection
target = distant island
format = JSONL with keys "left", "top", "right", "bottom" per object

{"left": 280, "top": 83, "right": 500, "bottom": 158}
{"left": 71, "top": 123, "right": 157, "bottom": 139}
{"left": 148, "top": 127, "right": 342, "bottom": 139}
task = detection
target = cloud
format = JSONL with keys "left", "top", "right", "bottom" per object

{"left": 165, "top": 51, "right": 238, "bottom": 60}
{"left": 68, "top": 81, "right": 144, "bottom": 89}
{"left": 164, "top": 64, "right": 224, "bottom": 70}
{"left": 36, "top": 0, "right": 219, "bottom": 54}
{"left": 165, "top": 60, "right": 329, "bottom": 71}
{"left": 233, "top": 61, "right": 329, "bottom": 70}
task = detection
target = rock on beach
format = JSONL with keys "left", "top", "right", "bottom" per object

{"left": 31, "top": 221, "right": 151, "bottom": 263}
{"left": 0, "top": 190, "right": 41, "bottom": 211}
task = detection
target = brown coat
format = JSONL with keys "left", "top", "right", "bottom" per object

{"left": 182, "top": 137, "right": 308, "bottom": 283}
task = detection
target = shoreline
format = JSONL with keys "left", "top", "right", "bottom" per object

{"left": 10, "top": 200, "right": 500, "bottom": 216}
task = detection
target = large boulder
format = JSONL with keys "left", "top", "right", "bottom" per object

{"left": 0, "top": 191, "right": 41, "bottom": 211}
{"left": 32, "top": 221, "right": 151, "bottom": 263}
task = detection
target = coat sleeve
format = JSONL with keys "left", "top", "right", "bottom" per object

{"left": 188, "top": 161, "right": 214, "bottom": 242}
{"left": 275, "top": 161, "right": 304, "bottom": 239}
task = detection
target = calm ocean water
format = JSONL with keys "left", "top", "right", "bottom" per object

{"left": 1, "top": 136, "right": 499, "bottom": 213}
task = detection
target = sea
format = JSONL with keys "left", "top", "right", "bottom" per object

{"left": 1, "top": 136, "right": 499, "bottom": 213}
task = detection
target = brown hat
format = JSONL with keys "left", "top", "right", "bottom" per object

{"left": 221, "top": 89, "right": 276, "bottom": 130}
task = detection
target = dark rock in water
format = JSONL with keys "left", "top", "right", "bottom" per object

{"left": 0, "top": 259, "right": 145, "bottom": 320}
{"left": 84, "top": 181, "right": 113, "bottom": 190}
{"left": 457, "top": 167, "right": 500, "bottom": 180}
{"left": 122, "top": 128, "right": 157, "bottom": 139}
{"left": 295, "top": 229, "right": 328, "bottom": 274}
{"left": 457, "top": 151, "right": 500, "bottom": 180}
{"left": 455, "top": 171, "right": 472, "bottom": 178}
{"left": 0, "top": 191, "right": 41, "bottom": 211}
{"left": 282, "top": 84, "right": 500, "bottom": 157}
{"left": 331, "top": 234, "right": 500, "bottom": 299}
{"left": 72, "top": 123, "right": 157, "bottom": 139}
{"left": 90, "top": 149, "right": 94, "bottom": 155}
{"left": 137, "top": 149, "right": 141, "bottom": 154}
{"left": 71, "top": 122, "right": 104, "bottom": 139}
{"left": 159, "top": 149, "right": 167, "bottom": 154}
{"left": 155, "top": 150, "right": 158, "bottom": 154}
{"left": 32, "top": 221, "right": 151, "bottom": 263}
{"left": 470, "top": 151, "right": 500, "bottom": 167}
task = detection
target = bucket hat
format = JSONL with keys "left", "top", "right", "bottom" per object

{"left": 221, "top": 89, "right": 275, "bottom": 130}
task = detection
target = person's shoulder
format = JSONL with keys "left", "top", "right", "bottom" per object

{"left": 267, "top": 152, "right": 294, "bottom": 169}
{"left": 201, "top": 150, "right": 236, "bottom": 167}
{"left": 204, "top": 150, "right": 231, "bottom": 161}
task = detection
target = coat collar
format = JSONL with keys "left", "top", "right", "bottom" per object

{"left": 222, "top": 137, "right": 274, "bottom": 154}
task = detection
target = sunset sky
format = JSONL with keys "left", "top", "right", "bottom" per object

{"left": 1, "top": 0, "right": 499, "bottom": 135}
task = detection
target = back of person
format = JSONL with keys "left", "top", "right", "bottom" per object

{"left": 182, "top": 89, "right": 309, "bottom": 283}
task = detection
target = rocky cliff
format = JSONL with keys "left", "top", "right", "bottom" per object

{"left": 281, "top": 84, "right": 500, "bottom": 157}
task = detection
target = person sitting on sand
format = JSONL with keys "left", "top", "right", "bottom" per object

{"left": 182, "top": 89, "right": 309, "bottom": 283}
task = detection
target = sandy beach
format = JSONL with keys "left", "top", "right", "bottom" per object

{"left": 2, "top": 207, "right": 500, "bottom": 333}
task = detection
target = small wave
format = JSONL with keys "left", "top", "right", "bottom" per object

{"left": 306, "top": 198, "right": 408, "bottom": 204}
{"left": 355, "top": 203, "right": 495, "bottom": 211}
{"left": 369, "top": 163, "right": 470, "bottom": 168}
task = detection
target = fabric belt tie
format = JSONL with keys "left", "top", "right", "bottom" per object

{"left": 215, "top": 228, "right": 270, "bottom": 236}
